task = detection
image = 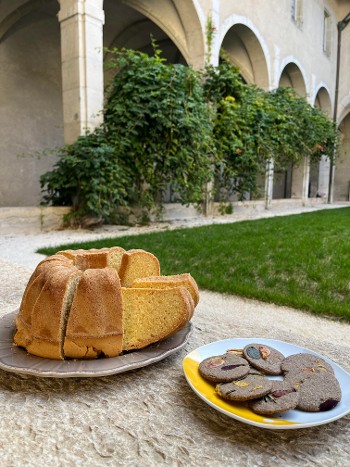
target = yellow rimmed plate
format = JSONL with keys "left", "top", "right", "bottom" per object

{"left": 183, "top": 338, "right": 350, "bottom": 430}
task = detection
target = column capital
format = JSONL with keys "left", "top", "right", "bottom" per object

{"left": 58, "top": 0, "right": 104, "bottom": 24}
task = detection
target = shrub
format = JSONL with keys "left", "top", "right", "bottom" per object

{"left": 103, "top": 47, "right": 214, "bottom": 211}
{"left": 40, "top": 130, "right": 129, "bottom": 225}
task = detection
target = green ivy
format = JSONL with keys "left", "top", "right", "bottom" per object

{"left": 40, "top": 48, "right": 214, "bottom": 224}
{"left": 40, "top": 130, "right": 129, "bottom": 225}
{"left": 103, "top": 47, "right": 214, "bottom": 211}
{"left": 203, "top": 57, "right": 337, "bottom": 201}
{"left": 40, "top": 47, "right": 337, "bottom": 225}
{"left": 205, "top": 15, "right": 217, "bottom": 64}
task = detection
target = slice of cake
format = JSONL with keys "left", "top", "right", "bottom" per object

{"left": 64, "top": 268, "right": 123, "bottom": 359}
{"left": 119, "top": 249, "right": 160, "bottom": 287}
{"left": 131, "top": 273, "right": 199, "bottom": 307}
{"left": 23, "top": 268, "right": 81, "bottom": 360}
{"left": 107, "top": 246, "right": 126, "bottom": 271}
{"left": 121, "top": 286, "right": 193, "bottom": 351}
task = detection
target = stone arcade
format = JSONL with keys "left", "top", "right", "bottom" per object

{"left": 0, "top": 0, "right": 349, "bottom": 217}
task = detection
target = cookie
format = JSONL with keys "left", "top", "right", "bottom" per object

{"left": 282, "top": 353, "right": 334, "bottom": 382}
{"left": 216, "top": 375, "right": 273, "bottom": 401}
{"left": 249, "top": 380, "right": 300, "bottom": 415}
{"left": 295, "top": 372, "right": 342, "bottom": 412}
{"left": 198, "top": 353, "right": 250, "bottom": 383}
{"left": 243, "top": 343, "right": 285, "bottom": 375}
{"left": 248, "top": 368, "right": 265, "bottom": 376}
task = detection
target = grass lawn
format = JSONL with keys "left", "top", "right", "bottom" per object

{"left": 38, "top": 207, "right": 350, "bottom": 323}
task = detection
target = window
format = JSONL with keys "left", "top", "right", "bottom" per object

{"left": 323, "top": 9, "right": 332, "bottom": 56}
{"left": 291, "top": 0, "right": 303, "bottom": 27}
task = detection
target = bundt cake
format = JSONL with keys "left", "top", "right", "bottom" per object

{"left": 14, "top": 247, "right": 197, "bottom": 360}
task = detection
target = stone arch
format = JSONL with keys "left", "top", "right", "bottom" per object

{"left": 277, "top": 59, "right": 307, "bottom": 98}
{"left": 274, "top": 60, "right": 308, "bottom": 200}
{"left": 104, "top": 0, "right": 204, "bottom": 69}
{"left": 333, "top": 109, "right": 350, "bottom": 201}
{"left": 212, "top": 16, "right": 270, "bottom": 202}
{"left": 273, "top": 61, "right": 307, "bottom": 200}
{"left": 103, "top": 10, "right": 186, "bottom": 78}
{"left": 217, "top": 16, "right": 270, "bottom": 90}
{"left": 0, "top": 0, "right": 63, "bottom": 205}
{"left": 106, "top": 19, "right": 179, "bottom": 58}
{"left": 337, "top": 95, "right": 350, "bottom": 126}
{"left": 0, "top": 0, "right": 53, "bottom": 42}
{"left": 308, "top": 85, "right": 333, "bottom": 199}
{"left": 103, "top": 0, "right": 185, "bottom": 85}
{"left": 313, "top": 85, "right": 332, "bottom": 117}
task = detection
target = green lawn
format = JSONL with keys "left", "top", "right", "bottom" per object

{"left": 38, "top": 207, "right": 350, "bottom": 322}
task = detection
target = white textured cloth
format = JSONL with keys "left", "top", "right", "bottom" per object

{"left": 0, "top": 216, "right": 349, "bottom": 467}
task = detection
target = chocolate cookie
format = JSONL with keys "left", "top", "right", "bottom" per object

{"left": 198, "top": 354, "right": 250, "bottom": 383}
{"left": 249, "top": 380, "right": 300, "bottom": 415}
{"left": 282, "top": 353, "right": 334, "bottom": 382}
{"left": 216, "top": 375, "right": 273, "bottom": 401}
{"left": 243, "top": 343, "right": 285, "bottom": 375}
{"left": 295, "top": 373, "right": 342, "bottom": 412}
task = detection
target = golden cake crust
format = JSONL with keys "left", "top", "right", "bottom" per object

{"left": 64, "top": 268, "right": 123, "bottom": 359}
{"left": 19, "top": 268, "right": 81, "bottom": 359}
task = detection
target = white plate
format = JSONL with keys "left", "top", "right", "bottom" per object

{"left": 183, "top": 338, "right": 350, "bottom": 430}
{"left": 0, "top": 311, "right": 192, "bottom": 378}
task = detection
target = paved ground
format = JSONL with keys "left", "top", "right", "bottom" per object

{"left": 0, "top": 204, "right": 349, "bottom": 466}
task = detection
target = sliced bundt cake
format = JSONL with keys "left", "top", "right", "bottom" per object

{"left": 14, "top": 246, "right": 198, "bottom": 360}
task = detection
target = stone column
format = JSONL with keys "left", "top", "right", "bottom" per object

{"left": 58, "top": 0, "right": 105, "bottom": 144}
{"left": 264, "top": 158, "right": 274, "bottom": 209}
{"left": 318, "top": 155, "right": 331, "bottom": 199}
{"left": 291, "top": 156, "right": 310, "bottom": 200}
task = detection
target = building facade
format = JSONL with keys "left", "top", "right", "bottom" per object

{"left": 0, "top": 0, "right": 349, "bottom": 207}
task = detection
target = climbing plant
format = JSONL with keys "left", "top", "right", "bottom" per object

{"left": 40, "top": 46, "right": 337, "bottom": 225}
{"left": 260, "top": 87, "right": 337, "bottom": 170}
{"left": 40, "top": 47, "right": 214, "bottom": 225}
{"left": 203, "top": 56, "right": 337, "bottom": 201}
{"left": 103, "top": 47, "right": 214, "bottom": 213}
